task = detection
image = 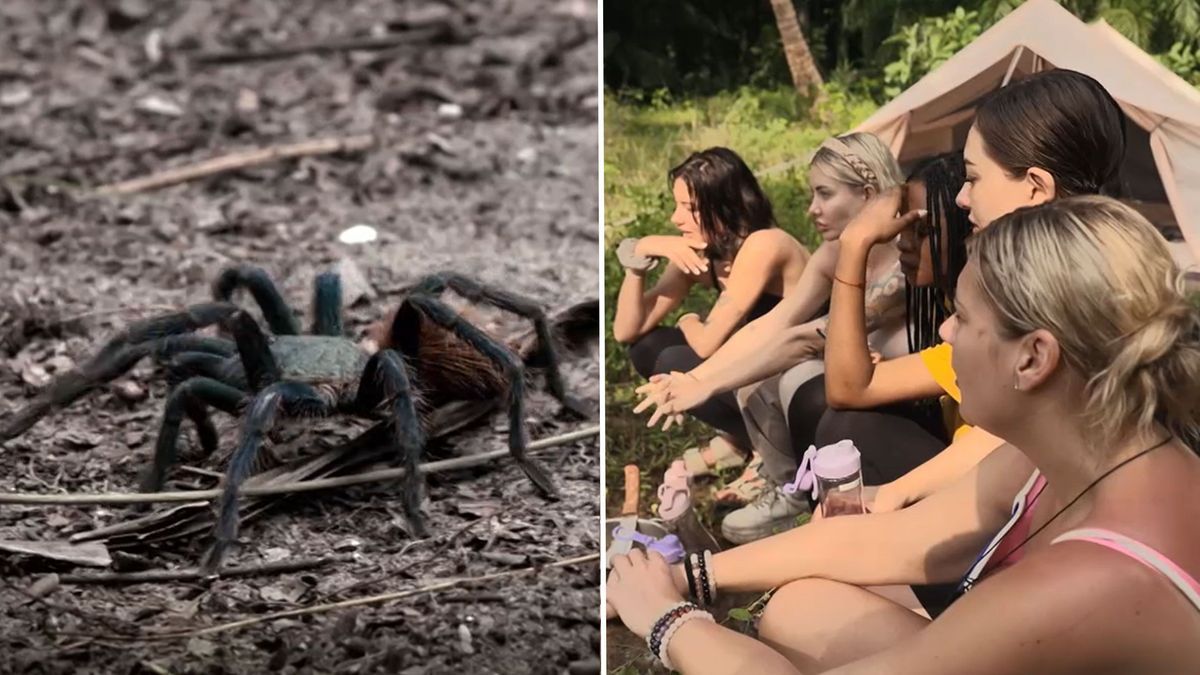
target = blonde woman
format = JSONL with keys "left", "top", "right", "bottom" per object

{"left": 609, "top": 196, "right": 1200, "bottom": 674}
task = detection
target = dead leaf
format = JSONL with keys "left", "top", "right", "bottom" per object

{"left": 186, "top": 637, "right": 216, "bottom": 658}
{"left": 0, "top": 540, "right": 112, "bottom": 567}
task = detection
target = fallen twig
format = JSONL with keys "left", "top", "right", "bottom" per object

{"left": 90, "top": 134, "right": 375, "bottom": 196}
{"left": 57, "top": 554, "right": 353, "bottom": 585}
{"left": 0, "top": 425, "right": 598, "bottom": 505}
{"left": 192, "top": 28, "right": 447, "bottom": 65}
{"left": 69, "top": 552, "right": 599, "bottom": 641}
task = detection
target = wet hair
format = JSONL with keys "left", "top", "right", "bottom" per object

{"left": 668, "top": 147, "right": 776, "bottom": 260}
{"left": 969, "top": 196, "right": 1200, "bottom": 447}
{"left": 809, "top": 132, "right": 903, "bottom": 194}
{"left": 974, "top": 69, "right": 1126, "bottom": 198}
{"left": 905, "top": 153, "right": 972, "bottom": 353}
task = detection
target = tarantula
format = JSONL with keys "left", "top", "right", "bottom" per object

{"left": 0, "top": 265, "right": 596, "bottom": 572}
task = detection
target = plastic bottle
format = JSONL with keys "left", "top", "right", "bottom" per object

{"left": 785, "top": 440, "right": 865, "bottom": 518}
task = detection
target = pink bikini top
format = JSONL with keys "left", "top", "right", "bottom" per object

{"left": 962, "top": 471, "right": 1200, "bottom": 614}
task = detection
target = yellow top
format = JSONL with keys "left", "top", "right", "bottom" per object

{"left": 919, "top": 343, "right": 971, "bottom": 439}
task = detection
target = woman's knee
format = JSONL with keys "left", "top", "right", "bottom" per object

{"left": 627, "top": 327, "right": 682, "bottom": 378}
{"left": 654, "top": 345, "right": 703, "bottom": 375}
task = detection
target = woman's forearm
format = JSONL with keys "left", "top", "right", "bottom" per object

{"left": 824, "top": 236, "right": 877, "bottom": 407}
{"left": 670, "top": 511, "right": 944, "bottom": 598}
{"left": 612, "top": 270, "right": 651, "bottom": 343}
{"left": 888, "top": 430, "right": 1006, "bottom": 505}
{"left": 668, "top": 620, "right": 801, "bottom": 675}
{"left": 693, "top": 321, "right": 822, "bottom": 395}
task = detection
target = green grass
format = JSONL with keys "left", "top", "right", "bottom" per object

{"left": 604, "top": 85, "right": 879, "bottom": 515}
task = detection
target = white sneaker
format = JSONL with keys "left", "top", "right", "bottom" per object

{"left": 720, "top": 485, "right": 811, "bottom": 544}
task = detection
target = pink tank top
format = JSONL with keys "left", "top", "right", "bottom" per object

{"left": 961, "top": 471, "right": 1200, "bottom": 615}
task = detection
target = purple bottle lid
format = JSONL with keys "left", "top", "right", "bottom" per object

{"left": 783, "top": 440, "right": 861, "bottom": 500}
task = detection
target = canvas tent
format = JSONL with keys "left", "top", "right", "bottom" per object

{"left": 856, "top": 0, "right": 1200, "bottom": 276}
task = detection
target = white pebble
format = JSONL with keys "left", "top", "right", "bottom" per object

{"left": 338, "top": 224, "right": 378, "bottom": 244}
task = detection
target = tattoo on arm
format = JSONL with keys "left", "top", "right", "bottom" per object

{"left": 863, "top": 266, "right": 906, "bottom": 332}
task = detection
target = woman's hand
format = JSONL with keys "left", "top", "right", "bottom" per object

{"left": 634, "top": 372, "right": 716, "bottom": 430}
{"left": 842, "top": 187, "right": 927, "bottom": 248}
{"left": 636, "top": 236, "right": 710, "bottom": 276}
{"left": 607, "top": 549, "right": 687, "bottom": 639}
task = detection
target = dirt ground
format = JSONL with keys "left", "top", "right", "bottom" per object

{"left": 0, "top": 1, "right": 600, "bottom": 673}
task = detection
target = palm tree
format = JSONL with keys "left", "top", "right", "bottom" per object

{"left": 769, "top": 0, "right": 824, "bottom": 93}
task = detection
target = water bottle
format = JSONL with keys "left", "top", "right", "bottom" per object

{"left": 785, "top": 440, "right": 865, "bottom": 518}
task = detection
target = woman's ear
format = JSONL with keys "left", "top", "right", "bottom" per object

{"left": 862, "top": 184, "right": 877, "bottom": 201}
{"left": 1026, "top": 168, "right": 1057, "bottom": 205}
{"left": 1013, "top": 328, "right": 1061, "bottom": 391}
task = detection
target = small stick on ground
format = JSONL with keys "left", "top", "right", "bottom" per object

{"left": 192, "top": 28, "right": 447, "bottom": 65}
{"left": 90, "top": 134, "right": 375, "bottom": 197}
{"left": 57, "top": 554, "right": 353, "bottom": 585}
{"left": 0, "top": 425, "right": 599, "bottom": 505}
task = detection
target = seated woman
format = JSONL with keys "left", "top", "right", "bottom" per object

{"left": 608, "top": 195, "right": 1200, "bottom": 674}
{"left": 722, "top": 152, "right": 970, "bottom": 544}
{"left": 612, "top": 147, "right": 810, "bottom": 474}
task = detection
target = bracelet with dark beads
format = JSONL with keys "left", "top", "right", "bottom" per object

{"left": 647, "top": 602, "right": 699, "bottom": 656}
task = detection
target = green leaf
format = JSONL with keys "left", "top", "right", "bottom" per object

{"left": 727, "top": 607, "right": 753, "bottom": 622}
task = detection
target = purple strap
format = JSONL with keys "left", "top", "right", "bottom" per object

{"left": 612, "top": 525, "right": 686, "bottom": 563}
{"left": 783, "top": 445, "right": 819, "bottom": 500}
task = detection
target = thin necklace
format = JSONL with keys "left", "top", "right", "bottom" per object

{"left": 959, "top": 435, "right": 1173, "bottom": 593}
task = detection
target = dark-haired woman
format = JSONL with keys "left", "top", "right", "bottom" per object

{"left": 613, "top": 147, "right": 809, "bottom": 473}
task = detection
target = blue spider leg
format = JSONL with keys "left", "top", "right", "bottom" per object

{"left": 202, "top": 381, "right": 333, "bottom": 573}
{"left": 140, "top": 377, "right": 246, "bottom": 493}
{"left": 351, "top": 349, "right": 428, "bottom": 537}
{"left": 0, "top": 302, "right": 239, "bottom": 441}
{"left": 311, "top": 272, "right": 344, "bottom": 337}
{"left": 212, "top": 265, "right": 301, "bottom": 335}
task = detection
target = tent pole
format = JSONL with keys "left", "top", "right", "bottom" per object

{"left": 1001, "top": 46, "right": 1026, "bottom": 87}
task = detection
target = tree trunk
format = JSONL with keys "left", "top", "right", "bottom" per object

{"left": 769, "top": 0, "right": 824, "bottom": 93}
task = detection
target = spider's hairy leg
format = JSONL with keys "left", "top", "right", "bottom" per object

{"left": 166, "top": 352, "right": 234, "bottom": 387}
{"left": 405, "top": 296, "right": 558, "bottom": 498}
{"left": 212, "top": 265, "right": 300, "bottom": 335}
{"left": 227, "top": 311, "right": 281, "bottom": 390}
{"left": 0, "top": 302, "right": 239, "bottom": 442}
{"left": 202, "top": 382, "right": 332, "bottom": 574}
{"left": 311, "top": 271, "right": 344, "bottom": 337}
{"left": 140, "top": 377, "right": 245, "bottom": 494}
{"left": 351, "top": 349, "right": 428, "bottom": 537}
{"left": 411, "top": 273, "right": 589, "bottom": 418}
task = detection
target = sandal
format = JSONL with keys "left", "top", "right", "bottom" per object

{"left": 714, "top": 453, "right": 768, "bottom": 506}
{"left": 680, "top": 436, "right": 746, "bottom": 478}
{"left": 655, "top": 460, "right": 692, "bottom": 521}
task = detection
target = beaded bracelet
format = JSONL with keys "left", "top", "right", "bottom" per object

{"left": 703, "top": 550, "right": 718, "bottom": 602}
{"left": 696, "top": 553, "right": 712, "bottom": 606}
{"left": 647, "top": 601, "right": 696, "bottom": 657}
{"left": 657, "top": 607, "right": 714, "bottom": 671}
{"left": 683, "top": 554, "right": 698, "bottom": 603}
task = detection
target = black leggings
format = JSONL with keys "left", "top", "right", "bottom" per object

{"left": 627, "top": 327, "right": 751, "bottom": 450}
{"left": 786, "top": 375, "right": 948, "bottom": 485}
